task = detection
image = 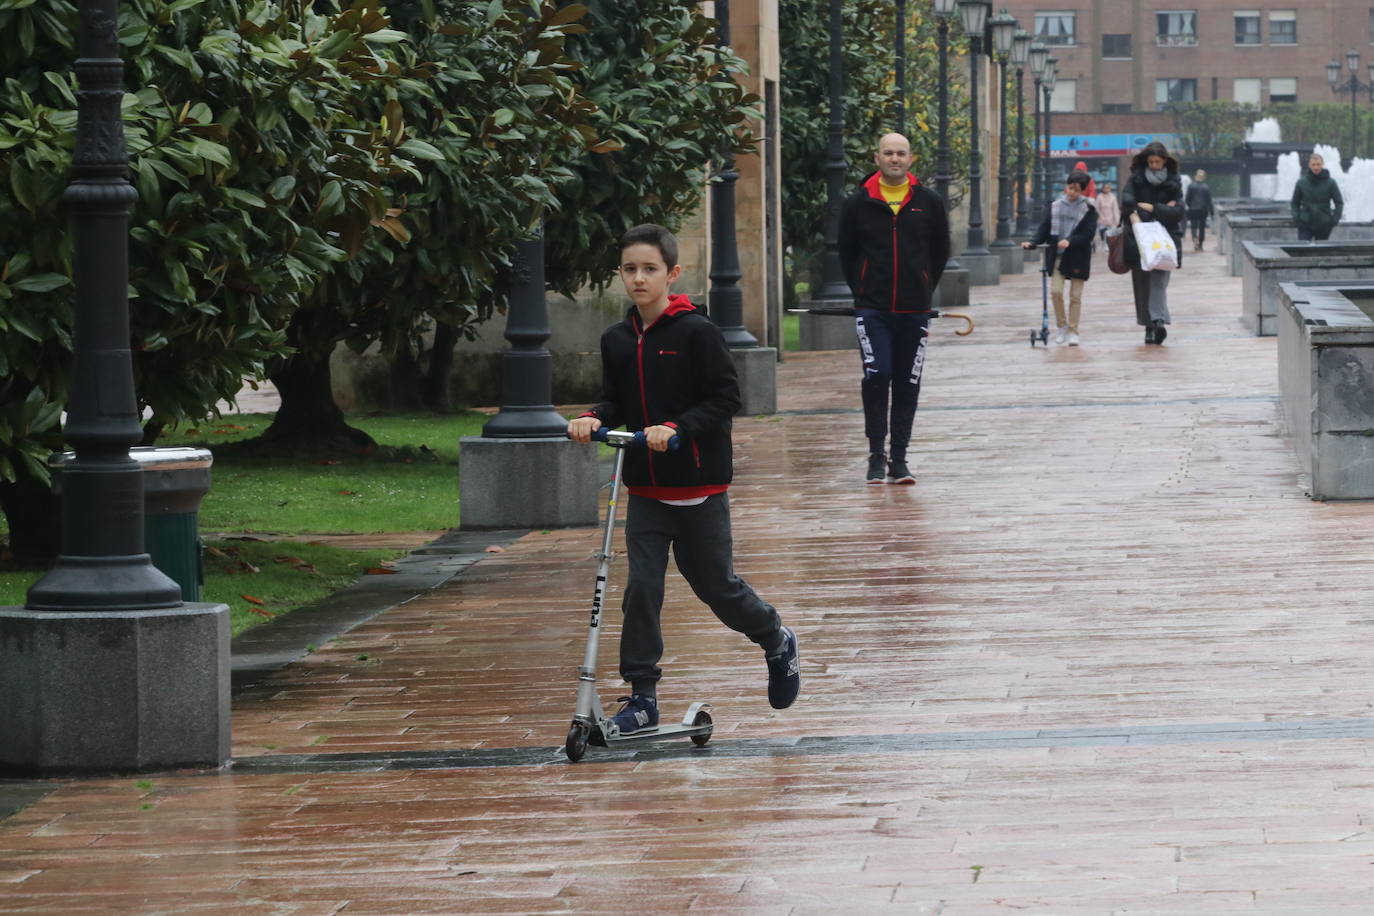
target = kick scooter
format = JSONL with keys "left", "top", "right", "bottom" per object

{"left": 1028, "top": 243, "right": 1050, "bottom": 347}
{"left": 564, "top": 427, "right": 714, "bottom": 762}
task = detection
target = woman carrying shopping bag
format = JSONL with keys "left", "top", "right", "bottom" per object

{"left": 1120, "top": 141, "right": 1184, "bottom": 345}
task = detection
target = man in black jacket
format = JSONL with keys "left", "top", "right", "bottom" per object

{"left": 568, "top": 224, "right": 800, "bottom": 736}
{"left": 838, "top": 132, "right": 951, "bottom": 485}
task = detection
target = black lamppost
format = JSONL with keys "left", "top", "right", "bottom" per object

{"left": 816, "top": 0, "right": 850, "bottom": 300}
{"left": 1028, "top": 40, "right": 1049, "bottom": 219}
{"left": 706, "top": 0, "right": 758, "bottom": 348}
{"left": 895, "top": 0, "right": 907, "bottom": 134}
{"left": 479, "top": 216, "right": 568, "bottom": 438}
{"left": 932, "top": 0, "right": 960, "bottom": 275}
{"left": 1326, "top": 50, "right": 1374, "bottom": 168}
{"left": 988, "top": 8, "right": 1019, "bottom": 262}
{"left": 24, "top": 0, "right": 181, "bottom": 612}
{"left": 1040, "top": 59, "right": 1059, "bottom": 214}
{"left": 957, "top": 0, "right": 992, "bottom": 259}
{"left": 1010, "top": 28, "right": 1033, "bottom": 238}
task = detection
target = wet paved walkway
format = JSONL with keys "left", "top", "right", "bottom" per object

{"left": 5, "top": 245, "right": 1374, "bottom": 913}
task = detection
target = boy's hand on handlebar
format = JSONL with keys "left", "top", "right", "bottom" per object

{"left": 1057, "top": 239, "right": 1070, "bottom": 249}
{"left": 567, "top": 416, "right": 601, "bottom": 443}
{"left": 643, "top": 425, "right": 676, "bottom": 452}
{"left": 1020, "top": 241, "right": 1033, "bottom": 250}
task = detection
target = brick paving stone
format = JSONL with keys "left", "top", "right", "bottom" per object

{"left": 7, "top": 244, "right": 1374, "bottom": 912}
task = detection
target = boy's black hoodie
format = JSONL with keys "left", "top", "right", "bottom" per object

{"left": 583, "top": 294, "right": 740, "bottom": 499}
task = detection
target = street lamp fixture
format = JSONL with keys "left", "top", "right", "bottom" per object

{"left": 988, "top": 9, "right": 1019, "bottom": 259}
{"left": 932, "top": 0, "right": 957, "bottom": 14}
{"left": 1327, "top": 50, "right": 1373, "bottom": 166}
{"left": 1028, "top": 41, "right": 1049, "bottom": 218}
{"left": 1041, "top": 61, "right": 1058, "bottom": 214}
{"left": 1011, "top": 27, "right": 1033, "bottom": 237}
{"left": 958, "top": 0, "right": 989, "bottom": 40}
{"left": 958, "top": 0, "right": 993, "bottom": 259}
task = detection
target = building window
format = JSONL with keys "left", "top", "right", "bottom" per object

{"left": 1156, "top": 78, "right": 1197, "bottom": 107}
{"left": 1035, "top": 11, "right": 1076, "bottom": 46}
{"left": 1102, "top": 33, "right": 1131, "bottom": 59}
{"left": 1269, "top": 10, "right": 1296, "bottom": 45}
{"left": 1233, "top": 78, "right": 1262, "bottom": 105}
{"left": 1102, "top": 102, "right": 1132, "bottom": 113}
{"left": 1235, "top": 10, "right": 1261, "bottom": 45}
{"left": 1049, "top": 79, "right": 1076, "bottom": 112}
{"left": 1269, "top": 77, "right": 1297, "bottom": 103}
{"left": 1156, "top": 11, "right": 1198, "bottom": 47}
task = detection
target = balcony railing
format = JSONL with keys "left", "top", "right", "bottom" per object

{"left": 1156, "top": 34, "right": 1199, "bottom": 48}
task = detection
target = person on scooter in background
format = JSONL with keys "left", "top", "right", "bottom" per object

{"left": 1022, "top": 171, "right": 1098, "bottom": 347}
{"left": 567, "top": 224, "right": 800, "bottom": 735}
{"left": 837, "top": 132, "right": 951, "bottom": 486}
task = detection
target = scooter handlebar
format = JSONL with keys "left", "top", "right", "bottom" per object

{"left": 582, "top": 427, "right": 681, "bottom": 451}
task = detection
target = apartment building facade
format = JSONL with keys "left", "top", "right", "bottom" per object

{"left": 991, "top": 1, "right": 1374, "bottom": 186}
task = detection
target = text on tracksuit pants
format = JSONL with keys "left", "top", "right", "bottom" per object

{"left": 620, "top": 492, "right": 783, "bottom": 690}
{"left": 855, "top": 309, "right": 932, "bottom": 459}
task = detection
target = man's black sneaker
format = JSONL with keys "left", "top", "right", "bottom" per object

{"left": 887, "top": 458, "right": 915, "bottom": 485}
{"left": 609, "top": 694, "right": 658, "bottom": 735}
{"left": 866, "top": 453, "right": 886, "bottom": 485}
{"left": 765, "top": 626, "right": 801, "bottom": 710}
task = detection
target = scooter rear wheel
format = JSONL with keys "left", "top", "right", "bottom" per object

{"left": 565, "top": 722, "right": 591, "bottom": 761}
{"left": 690, "top": 710, "right": 713, "bottom": 747}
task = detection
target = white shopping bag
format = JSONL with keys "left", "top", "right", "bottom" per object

{"left": 1132, "top": 220, "right": 1179, "bottom": 271}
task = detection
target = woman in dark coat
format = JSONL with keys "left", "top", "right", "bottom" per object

{"left": 1022, "top": 171, "right": 1098, "bottom": 345}
{"left": 1120, "top": 141, "right": 1184, "bottom": 345}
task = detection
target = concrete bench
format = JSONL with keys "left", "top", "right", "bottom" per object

{"left": 1277, "top": 282, "right": 1374, "bottom": 499}
{"left": 1241, "top": 241, "right": 1374, "bottom": 336}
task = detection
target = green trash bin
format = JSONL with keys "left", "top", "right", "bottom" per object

{"left": 52, "top": 447, "right": 213, "bottom": 602}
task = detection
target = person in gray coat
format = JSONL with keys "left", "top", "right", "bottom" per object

{"left": 1121, "top": 141, "right": 1184, "bottom": 345}
{"left": 1291, "top": 152, "right": 1343, "bottom": 241}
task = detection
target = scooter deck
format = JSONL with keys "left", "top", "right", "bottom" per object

{"left": 592, "top": 721, "right": 714, "bottom": 749}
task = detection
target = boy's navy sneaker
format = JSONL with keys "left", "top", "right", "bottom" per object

{"left": 866, "top": 453, "right": 886, "bottom": 485}
{"left": 765, "top": 627, "right": 800, "bottom": 709}
{"left": 887, "top": 458, "right": 915, "bottom": 485}
{"left": 609, "top": 694, "right": 658, "bottom": 735}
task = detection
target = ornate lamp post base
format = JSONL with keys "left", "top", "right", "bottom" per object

{"left": 458, "top": 436, "right": 599, "bottom": 529}
{"left": 935, "top": 266, "right": 971, "bottom": 307}
{"left": 797, "top": 307, "right": 858, "bottom": 351}
{"left": 0, "top": 603, "right": 231, "bottom": 775}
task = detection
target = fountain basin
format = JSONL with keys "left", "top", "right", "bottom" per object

{"left": 1226, "top": 218, "right": 1374, "bottom": 276}
{"left": 1240, "top": 240, "right": 1374, "bottom": 336}
{"left": 1277, "top": 282, "right": 1374, "bottom": 499}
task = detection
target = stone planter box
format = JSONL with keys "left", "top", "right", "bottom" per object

{"left": 1241, "top": 241, "right": 1374, "bottom": 337}
{"left": 1277, "top": 282, "right": 1374, "bottom": 499}
{"left": 1216, "top": 200, "right": 1287, "bottom": 256}
{"left": 1227, "top": 217, "right": 1374, "bottom": 277}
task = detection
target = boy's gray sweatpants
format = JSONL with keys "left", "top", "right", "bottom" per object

{"left": 620, "top": 492, "right": 783, "bottom": 692}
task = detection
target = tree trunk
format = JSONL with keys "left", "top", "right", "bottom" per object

{"left": 261, "top": 309, "right": 376, "bottom": 452}
{"left": 0, "top": 464, "right": 61, "bottom": 564}
{"left": 422, "top": 320, "right": 459, "bottom": 411}
{"left": 388, "top": 344, "right": 425, "bottom": 411}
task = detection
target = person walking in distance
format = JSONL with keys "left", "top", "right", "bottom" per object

{"left": 837, "top": 132, "right": 951, "bottom": 485}
{"left": 1121, "top": 141, "right": 1184, "bottom": 345}
{"left": 1291, "top": 152, "right": 1343, "bottom": 241}
{"left": 1022, "top": 171, "right": 1098, "bottom": 346}
{"left": 1094, "top": 182, "right": 1120, "bottom": 245}
{"left": 1185, "top": 169, "right": 1213, "bottom": 251}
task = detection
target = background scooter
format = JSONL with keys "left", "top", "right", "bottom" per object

{"left": 564, "top": 427, "right": 713, "bottom": 762}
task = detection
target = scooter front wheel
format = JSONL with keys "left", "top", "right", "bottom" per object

{"left": 690, "top": 709, "right": 713, "bottom": 747}
{"left": 565, "top": 722, "right": 591, "bottom": 762}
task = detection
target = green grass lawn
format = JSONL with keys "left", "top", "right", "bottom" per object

{"left": 158, "top": 411, "right": 488, "bottom": 534}
{"left": 0, "top": 410, "right": 514, "bottom": 635}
